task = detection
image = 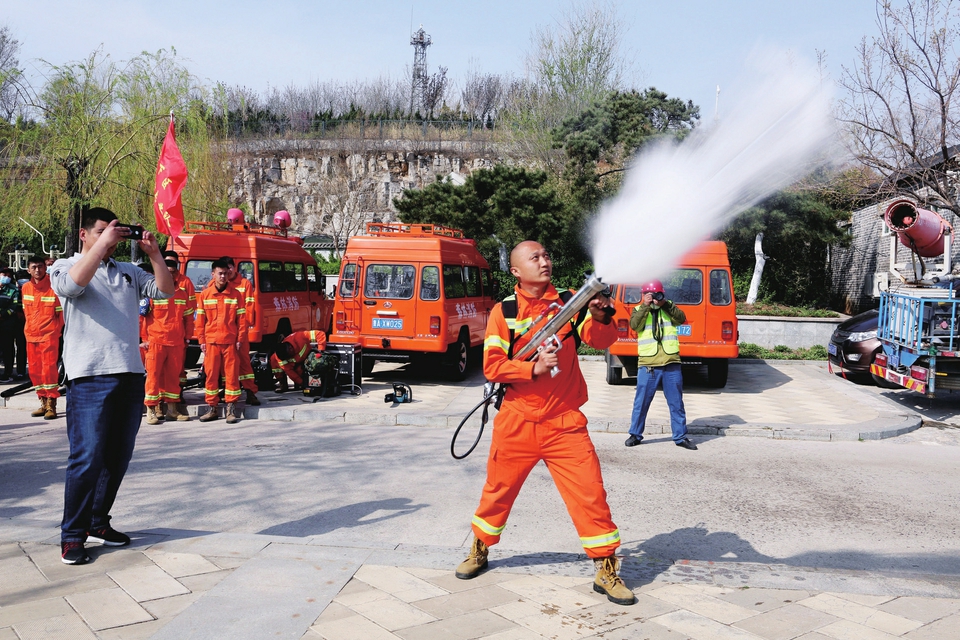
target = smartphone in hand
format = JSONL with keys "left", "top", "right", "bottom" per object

{"left": 115, "top": 223, "right": 144, "bottom": 240}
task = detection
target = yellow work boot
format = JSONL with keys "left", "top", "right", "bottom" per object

{"left": 455, "top": 537, "right": 489, "bottom": 580}
{"left": 44, "top": 398, "right": 58, "bottom": 420}
{"left": 225, "top": 403, "right": 239, "bottom": 424}
{"left": 145, "top": 405, "right": 161, "bottom": 425}
{"left": 31, "top": 398, "right": 47, "bottom": 418}
{"left": 166, "top": 402, "right": 190, "bottom": 422}
{"left": 199, "top": 406, "right": 220, "bottom": 422}
{"left": 593, "top": 556, "right": 636, "bottom": 605}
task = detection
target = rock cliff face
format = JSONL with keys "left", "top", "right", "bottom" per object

{"left": 227, "top": 140, "right": 511, "bottom": 236}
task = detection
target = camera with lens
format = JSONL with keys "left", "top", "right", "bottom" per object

{"left": 651, "top": 291, "right": 665, "bottom": 302}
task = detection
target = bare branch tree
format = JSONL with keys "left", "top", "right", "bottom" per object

{"left": 0, "top": 25, "right": 22, "bottom": 120}
{"left": 838, "top": 0, "right": 960, "bottom": 214}
{"left": 461, "top": 67, "right": 504, "bottom": 125}
{"left": 422, "top": 67, "right": 448, "bottom": 119}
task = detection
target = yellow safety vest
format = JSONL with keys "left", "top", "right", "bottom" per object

{"left": 635, "top": 306, "right": 679, "bottom": 356}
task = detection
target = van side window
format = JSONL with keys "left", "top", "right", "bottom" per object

{"left": 443, "top": 265, "right": 465, "bottom": 299}
{"left": 285, "top": 263, "right": 307, "bottom": 292}
{"left": 339, "top": 263, "right": 357, "bottom": 298}
{"left": 482, "top": 269, "right": 493, "bottom": 297}
{"left": 239, "top": 261, "right": 255, "bottom": 287}
{"left": 186, "top": 260, "right": 214, "bottom": 290}
{"left": 364, "top": 264, "right": 416, "bottom": 299}
{"left": 259, "top": 261, "right": 285, "bottom": 293}
{"left": 464, "top": 266, "right": 482, "bottom": 297}
{"left": 421, "top": 266, "right": 440, "bottom": 301}
{"left": 622, "top": 286, "right": 642, "bottom": 305}
{"left": 664, "top": 269, "right": 702, "bottom": 305}
{"left": 307, "top": 265, "right": 324, "bottom": 293}
{"left": 710, "top": 269, "right": 732, "bottom": 305}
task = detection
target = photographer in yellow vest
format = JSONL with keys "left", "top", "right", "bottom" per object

{"left": 625, "top": 280, "right": 697, "bottom": 450}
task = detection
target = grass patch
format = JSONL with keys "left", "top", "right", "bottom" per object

{"left": 737, "top": 302, "right": 839, "bottom": 318}
{"left": 577, "top": 345, "right": 606, "bottom": 356}
{"left": 738, "top": 343, "right": 829, "bottom": 360}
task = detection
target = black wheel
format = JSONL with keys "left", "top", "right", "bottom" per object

{"left": 605, "top": 352, "right": 623, "bottom": 385}
{"left": 445, "top": 334, "right": 470, "bottom": 381}
{"left": 706, "top": 359, "right": 729, "bottom": 388}
{"left": 361, "top": 357, "right": 375, "bottom": 377}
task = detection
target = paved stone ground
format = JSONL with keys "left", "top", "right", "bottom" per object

{"left": 1, "top": 360, "right": 959, "bottom": 639}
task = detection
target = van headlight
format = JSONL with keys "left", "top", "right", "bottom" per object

{"left": 847, "top": 330, "right": 877, "bottom": 342}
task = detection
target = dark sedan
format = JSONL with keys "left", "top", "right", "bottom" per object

{"left": 828, "top": 309, "right": 881, "bottom": 374}
{"left": 828, "top": 309, "right": 896, "bottom": 387}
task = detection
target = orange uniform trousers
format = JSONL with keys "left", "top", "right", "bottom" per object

{"left": 27, "top": 340, "right": 59, "bottom": 399}
{"left": 204, "top": 344, "right": 241, "bottom": 406}
{"left": 471, "top": 408, "right": 621, "bottom": 559}
{"left": 237, "top": 339, "right": 258, "bottom": 393}
{"left": 269, "top": 353, "right": 304, "bottom": 387}
{"left": 145, "top": 344, "right": 185, "bottom": 407}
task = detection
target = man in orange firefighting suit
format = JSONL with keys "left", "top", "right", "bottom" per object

{"left": 22, "top": 255, "right": 63, "bottom": 419}
{"left": 269, "top": 329, "right": 326, "bottom": 391}
{"left": 221, "top": 256, "right": 260, "bottom": 406}
{"left": 196, "top": 258, "right": 246, "bottom": 424}
{"left": 142, "top": 252, "right": 195, "bottom": 424}
{"left": 455, "top": 241, "right": 636, "bottom": 606}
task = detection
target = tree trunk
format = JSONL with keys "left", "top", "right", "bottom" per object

{"left": 746, "top": 232, "right": 765, "bottom": 305}
{"left": 63, "top": 157, "right": 87, "bottom": 256}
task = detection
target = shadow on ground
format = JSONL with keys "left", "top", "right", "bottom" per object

{"left": 258, "top": 497, "right": 428, "bottom": 537}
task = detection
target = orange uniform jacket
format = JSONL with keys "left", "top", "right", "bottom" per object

{"left": 196, "top": 283, "right": 247, "bottom": 344}
{"left": 483, "top": 284, "right": 618, "bottom": 420}
{"left": 229, "top": 274, "right": 255, "bottom": 341}
{"left": 144, "top": 274, "right": 196, "bottom": 346}
{"left": 21, "top": 276, "right": 63, "bottom": 342}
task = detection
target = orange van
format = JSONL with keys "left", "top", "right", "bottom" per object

{"left": 168, "top": 221, "right": 334, "bottom": 361}
{"left": 328, "top": 223, "right": 496, "bottom": 380}
{"left": 605, "top": 240, "right": 738, "bottom": 387}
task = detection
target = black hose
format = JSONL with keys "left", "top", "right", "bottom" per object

{"left": 450, "top": 388, "right": 498, "bottom": 460}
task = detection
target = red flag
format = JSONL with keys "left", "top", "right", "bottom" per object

{"left": 153, "top": 117, "right": 188, "bottom": 239}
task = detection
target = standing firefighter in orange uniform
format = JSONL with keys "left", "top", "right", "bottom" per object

{"left": 142, "top": 251, "right": 195, "bottom": 424}
{"left": 456, "top": 241, "right": 636, "bottom": 606}
{"left": 269, "top": 329, "right": 326, "bottom": 392}
{"left": 196, "top": 258, "right": 246, "bottom": 424}
{"left": 220, "top": 256, "right": 260, "bottom": 406}
{"left": 22, "top": 255, "right": 63, "bottom": 419}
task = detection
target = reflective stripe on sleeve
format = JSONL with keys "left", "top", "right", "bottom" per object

{"left": 484, "top": 336, "right": 510, "bottom": 352}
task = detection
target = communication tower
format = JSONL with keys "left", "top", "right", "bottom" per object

{"left": 409, "top": 25, "right": 432, "bottom": 116}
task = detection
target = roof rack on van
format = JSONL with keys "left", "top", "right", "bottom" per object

{"left": 184, "top": 220, "right": 291, "bottom": 239}
{"left": 365, "top": 222, "right": 464, "bottom": 239}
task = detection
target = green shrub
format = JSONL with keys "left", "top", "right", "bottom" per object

{"left": 737, "top": 343, "right": 828, "bottom": 360}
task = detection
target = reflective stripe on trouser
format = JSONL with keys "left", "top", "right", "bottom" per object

{"left": 470, "top": 408, "right": 620, "bottom": 559}
{"left": 204, "top": 344, "right": 241, "bottom": 405}
{"left": 237, "top": 339, "right": 258, "bottom": 393}
{"left": 27, "top": 339, "right": 60, "bottom": 399}
{"left": 145, "top": 344, "right": 185, "bottom": 406}
{"left": 268, "top": 353, "right": 303, "bottom": 387}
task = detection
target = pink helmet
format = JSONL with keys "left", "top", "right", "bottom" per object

{"left": 273, "top": 210, "right": 291, "bottom": 229}
{"left": 641, "top": 280, "right": 664, "bottom": 294}
{"left": 226, "top": 208, "right": 244, "bottom": 224}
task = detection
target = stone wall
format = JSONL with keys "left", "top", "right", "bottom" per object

{"left": 225, "top": 140, "right": 515, "bottom": 236}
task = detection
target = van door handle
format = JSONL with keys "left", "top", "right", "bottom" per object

{"left": 364, "top": 300, "right": 376, "bottom": 306}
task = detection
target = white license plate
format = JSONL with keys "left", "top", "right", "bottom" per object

{"left": 372, "top": 318, "right": 403, "bottom": 330}
{"left": 828, "top": 343, "right": 837, "bottom": 356}
{"left": 677, "top": 324, "right": 692, "bottom": 336}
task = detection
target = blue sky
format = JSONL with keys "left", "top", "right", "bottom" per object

{"left": 7, "top": 0, "right": 880, "bottom": 114}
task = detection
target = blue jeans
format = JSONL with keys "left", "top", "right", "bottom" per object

{"left": 61, "top": 374, "right": 145, "bottom": 543}
{"left": 629, "top": 363, "right": 687, "bottom": 442}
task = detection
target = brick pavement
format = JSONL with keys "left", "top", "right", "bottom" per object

{"left": 2, "top": 529, "right": 959, "bottom": 640}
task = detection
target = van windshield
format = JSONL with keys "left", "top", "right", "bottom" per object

{"left": 185, "top": 260, "right": 213, "bottom": 290}
{"left": 364, "top": 264, "right": 416, "bottom": 299}
{"left": 621, "top": 269, "right": 703, "bottom": 305}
